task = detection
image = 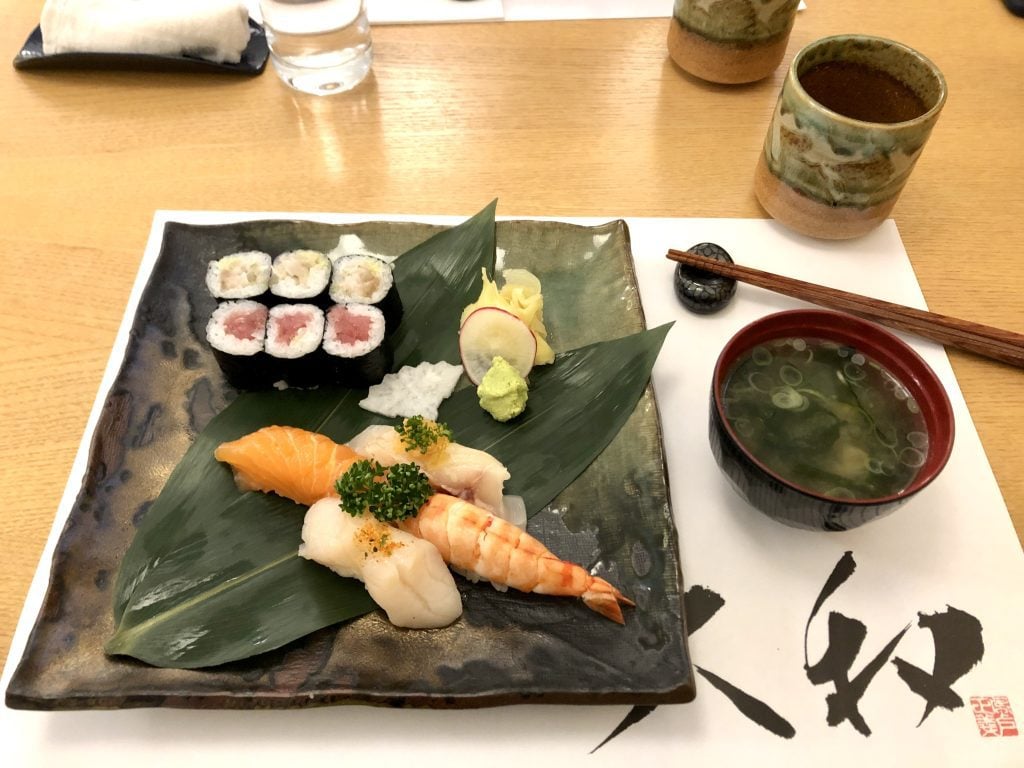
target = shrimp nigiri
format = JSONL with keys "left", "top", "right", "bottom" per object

{"left": 397, "top": 493, "right": 633, "bottom": 624}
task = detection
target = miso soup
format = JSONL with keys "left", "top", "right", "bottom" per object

{"left": 721, "top": 337, "right": 928, "bottom": 499}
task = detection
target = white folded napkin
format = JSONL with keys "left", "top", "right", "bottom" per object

{"left": 40, "top": 0, "right": 252, "bottom": 64}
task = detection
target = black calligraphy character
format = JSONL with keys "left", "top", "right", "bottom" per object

{"left": 591, "top": 585, "right": 795, "bottom": 753}
{"left": 804, "top": 551, "right": 910, "bottom": 736}
{"left": 892, "top": 606, "right": 985, "bottom": 725}
{"left": 680, "top": 587, "right": 795, "bottom": 737}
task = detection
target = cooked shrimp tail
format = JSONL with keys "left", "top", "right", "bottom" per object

{"left": 582, "top": 580, "right": 635, "bottom": 625}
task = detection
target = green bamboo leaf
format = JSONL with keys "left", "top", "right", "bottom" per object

{"left": 106, "top": 492, "right": 376, "bottom": 668}
{"left": 389, "top": 198, "right": 497, "bottom": 366}
{"left": 107, "top": 205, "right": 671, "bottom": 669}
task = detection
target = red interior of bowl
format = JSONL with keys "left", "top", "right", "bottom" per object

{"left": 712, "top": 310, "right": 955, "bottom": 504}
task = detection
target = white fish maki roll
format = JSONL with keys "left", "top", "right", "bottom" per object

{"left": 265, "top": 304, "right": 326, "bottom": 387}
{"left": 206, "top": 300, "right": 271, "bottom": 389}
{"left": 299, "top": 498, "right": 463, "bottom": 629}
{"left": 323, "top": 304, "right": 392, "bottom": 387}
{"left": 329, "top": 254, "right": 403, "bottom": 328}
{"left": 206, "top": 251, "right": 272, "bottom": 300}
{"left": 269, "top": 249, "right": 331, "bottom": 304}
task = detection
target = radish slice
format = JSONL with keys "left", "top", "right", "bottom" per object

{"left": 459, "top": 307, "right": 537, "bottom": 385}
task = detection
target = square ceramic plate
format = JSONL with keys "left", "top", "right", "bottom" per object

{"left": 12, "top": 19, "right": 268, "bottom": 74}
{"left": 5, "top": 217, "right": 694, "bottom": 709}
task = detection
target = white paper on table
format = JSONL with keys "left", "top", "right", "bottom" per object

{"left": 502, "top": 0, "right": 805, "bottom": 21}
{"left": 245, "top": 1, "right": 505, "bottom": 26}
{"left": 246, "top": 1, "right": 804, "bottom": 26}
{"left": 1, "top": 213, "right": 1021, "bottom": 767}
{"left": 503, "top": 0, "right": 669, "bottom": 20}
{"left": 367, "top": 0, "right": 504, "bottom": 25}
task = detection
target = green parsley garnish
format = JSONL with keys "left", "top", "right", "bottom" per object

{"left": 335, "top": 459, "right": 432, "bottom": 522}
{"left": 396, "top": 416, "right": 452, "bottom": 455}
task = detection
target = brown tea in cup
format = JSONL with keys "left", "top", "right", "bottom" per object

{"left": 799, "top": 61, "right": 928, "bottom": 124}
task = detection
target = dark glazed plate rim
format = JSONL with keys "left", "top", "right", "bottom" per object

{"left": 712, "top": 308, "right": 955, "bottom": 506}
{"left": 5, "top": 216, "right": 694, "bottom": 711}
{"left": 13, "top": 19, "right": 268, "bottom": 74}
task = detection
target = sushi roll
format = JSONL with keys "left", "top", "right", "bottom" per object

{"left": 322, "top": 304, "right": 393, "bottom": 387}
{"left": 269, "top": 249, "right": 332, "bottom": 305}
{"left": 206, "top": 300, "right": 271, "bottom": 389}
{"left": 329, "top": 255, "right": 403, "bottom": 329}
{"left": 265, "top": 304, "right": 326, "bottom": 387}
{"left": 206, "top": 251, "right": 272, "bottom": 301}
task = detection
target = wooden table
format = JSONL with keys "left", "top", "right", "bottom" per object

{"left": 1, "top": 1, "right": 1021, "bottom": 671}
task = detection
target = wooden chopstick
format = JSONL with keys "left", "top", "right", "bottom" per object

{"left": 666, "top": 248, "right": 1024, "bottom": 369}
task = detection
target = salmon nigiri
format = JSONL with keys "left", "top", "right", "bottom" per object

{"left": 214, "top": 425, "right": 361, "bottom": 506}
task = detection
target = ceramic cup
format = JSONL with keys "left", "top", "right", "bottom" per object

{"left": 667, "top": 0, "right": 800, "bottom": 84}
{"left": 754, "top": 35, "right": 947, "bottom": 240}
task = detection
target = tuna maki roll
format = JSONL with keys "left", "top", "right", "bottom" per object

{"left": 329, "top": 254, "right": 403, "bottom": 329}
{"left": 323, "top": 304, "right": 392, "bottom": 387}
{"left": 206, "top": 251, "right": 272, "bottom": 301}
{"left": 206, "top": 300, "right": 271, "bottom": 389}
{"left": 269, "top": 249, "right": 332, "bottom": 305}
{"left": 265, "top": 304, "right": 326, "bottom": 387}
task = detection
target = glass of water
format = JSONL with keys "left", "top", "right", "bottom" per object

{"left": 260, "top": 0, "right": 373, "bottom": 95}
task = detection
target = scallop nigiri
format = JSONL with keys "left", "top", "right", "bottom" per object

{"left": 300, "top": 497, "right": 462, "bottom": 629}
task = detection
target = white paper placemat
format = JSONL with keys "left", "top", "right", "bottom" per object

{"left": 2, "top": 212, "right": 1021, "bottom": 767}
{"left": 249, "top": 1, "right": 804, "bottom": 25}
{"left": 496, "top": 0, "right": 805, "bottom": 21}
{"left": 503, "top": 0, "right": 668, "bottom": 21}
{"left": 368, "top": 0, "right": 504, "bottom": 25}
{"left": 246, "top": 1, "right": 506, "bottom": 26}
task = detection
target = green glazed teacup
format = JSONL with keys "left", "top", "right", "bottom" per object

{"left": 754, "top": 35, "right": 947, "bottom": 240}
{"left": 667, "top": 0, "right": 800, "bottom": 84}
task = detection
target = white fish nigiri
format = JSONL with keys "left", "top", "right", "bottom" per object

{"left": 299, "top": 497, "right": 462, "bottom": 629}
{"left": 347, "top": 424, "right": 519, "bottom": 523}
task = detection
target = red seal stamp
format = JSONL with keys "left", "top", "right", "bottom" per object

{"left": 971, "top": 696, "right": 1018, "bottom": 737}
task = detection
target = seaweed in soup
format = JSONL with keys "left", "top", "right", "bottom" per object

{"left": 721, "top": 338, "right": 928, "bottom": 499}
